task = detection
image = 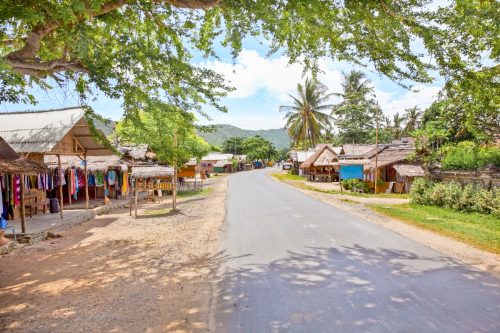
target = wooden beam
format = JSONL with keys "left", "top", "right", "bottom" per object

{"left": 84, "top": 152, "right": 89, "bottom": 210}
{"left": 20, "top": 175, "right": 26, "bottom": 233}
{"left": 57, "top": 155, "right": 63, "bottom": 219}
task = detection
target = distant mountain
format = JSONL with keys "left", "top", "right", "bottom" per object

{"left": 198, "top": 124, "right": 290, "bottom": 150}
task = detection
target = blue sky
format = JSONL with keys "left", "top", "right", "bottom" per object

{"left": 2, "top": 35, "right": 444, "bottom": 130}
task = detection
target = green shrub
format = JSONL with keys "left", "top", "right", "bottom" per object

{"left": 471, "top": 186, "right": 497, "bottom": 215}
{"left": 410, "top": 179, "right": 500, "bottom": 215}
{"left": 342, "top": 179, "right": 369, "bottom": 193}
{"left": 429, "top": 182, "right": 448, "bottom": 206}
{"left": 442, "top": 181, "right": 462, "bottom": 209}
{"left": 409, "top": 177, "right": 434, "bottom": 204}
{"left": 441, "top": 141, "right": 500, "bottom": 171}
{"left": 458, "top": 184, "right": 476, "bottom": 212}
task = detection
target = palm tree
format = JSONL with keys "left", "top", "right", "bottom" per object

{"left": 392, "top": 112, "right": 406, "bottom": 140}
{"left": 280, "top": 78, "right": 334, "bottom": 148}
{"left": 402, "top": 106, "right": 421, "bottom": 135}
{"left": 330, "top": 70, "right": 377, "bottom": 144}
{"left": 331, "top": 70, "right": 372, "bottom": 109}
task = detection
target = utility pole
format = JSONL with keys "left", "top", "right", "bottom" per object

{"left": 374, "top": 109, "right": 380, "bottom": 194}
{"left": 172, "top": 129, "right": 178, "bottom": 211}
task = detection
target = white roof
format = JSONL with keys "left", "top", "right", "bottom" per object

{"left": 296, "top": 150, "right": 316, "bottom": 163}
{"left": 0, "top": 107, "right": 113, "bottom": 156}
{"left": 201, "top": 152, "right": 233, "bottom": 161}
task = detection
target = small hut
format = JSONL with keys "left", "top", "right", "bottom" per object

{"left": 200, "top": 153, "right": 233, "bottom": 174}
{"left": 300, "top": 144, "right": 341, "bottom": 182}
{"left": 0, "top": 107, "right": 115, "bottom": 216}
{"left": 392, "top": 164, "right": 426, "bottom": 193}
{"left": 130, "top": 165, "right": 175, "bottom": 216}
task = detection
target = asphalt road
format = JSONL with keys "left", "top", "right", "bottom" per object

{"left": 213, "top": 168, "right": 500, "bottom": 333}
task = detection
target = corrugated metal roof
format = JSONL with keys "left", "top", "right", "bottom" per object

{"left": 0, "top": 107, "right": 114, "bottom": 156}
{"left": 201, "top": 153, "right": 233, "bottom": 161}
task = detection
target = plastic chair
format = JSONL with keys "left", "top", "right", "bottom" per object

{"left": 0, "top": 218, "right": 16, "bottom": 243}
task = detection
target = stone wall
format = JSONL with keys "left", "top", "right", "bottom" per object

{"left": 429, "top": 168, "right": 500, "bottom": 189}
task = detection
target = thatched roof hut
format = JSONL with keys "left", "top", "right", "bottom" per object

{"left": 131, "top": 165, "right": 174, "bottom": 179}
{"left": 300, "top": 144, "right": 339, "bottom": 169}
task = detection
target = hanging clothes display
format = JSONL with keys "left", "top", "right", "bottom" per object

{"left": 95, "top": 171, "right": 104, "bottom": 186}
{"left": 122, "top": 171, "right": 128, "bottom": 196}
{"left": 108, "top": 170, "right": 116, "bottom": 185}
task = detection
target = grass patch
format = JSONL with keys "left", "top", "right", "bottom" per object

{"left": 339, "top": 198, "right": 358, "bottom": 204}
{"left": 369, "top": 203, "right": 500, "bottom": 254}
{"left": 271, "top": 173, "right": 306, "bottom": 181}
{"left": 177, "top": 187, "right": 213, "bottom": 198}
{"left": 144, "top": 208, "right": 170, "bottom": 215}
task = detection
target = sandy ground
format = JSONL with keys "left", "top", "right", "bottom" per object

{"left": 0, "top": 176, "right": 228, "bottom": 333}
{"left": 275, "top": 176, "right": 500, "bottom": 275}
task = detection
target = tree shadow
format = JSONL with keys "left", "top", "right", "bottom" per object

{"left": 213, "top": 245, "right": 500, "bottom": 333}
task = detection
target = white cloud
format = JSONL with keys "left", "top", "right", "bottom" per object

{"left": 199, "top": 49, "right": 444, "bottom": 129}
{"left": 200, "top": 49, "right": 344, "bottom": 102}
{"left": 375, "top": 85, "right": 442, "bottom": 117}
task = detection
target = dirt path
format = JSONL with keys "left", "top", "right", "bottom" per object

{"left": 273, "top": 175, "right": 500, "bottom": 275}
{"left": 0, "top": 176, "right": 228, "bottom": 333}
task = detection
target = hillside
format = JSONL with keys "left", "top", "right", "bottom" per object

{"left": 197, "top": 124, "right": 290, "bottom": 150}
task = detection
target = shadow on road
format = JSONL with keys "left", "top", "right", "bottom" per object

{"left": 213, "top": 245, "right": 500, "bottom": 332}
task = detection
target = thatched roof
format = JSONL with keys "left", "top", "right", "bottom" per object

{"left": 0, "top": 158, "right": 49, "bottom": 175}
{"left": 0, "top": 107, "right": 114, "bottom": 156}
{"left": 131, "top": 165, "right": 174, "bottom": 178}
{"left": 118, "top": 144, "right": 152, "bottom": 161}
{"left": 339, "top": 158, "right": 371, "bottom": 166}
{"left": 370, "top": 146, "right": 415, "bottom": 168}
{"left": 0, "top": 136, "right": 48, "bottom": 175}
{"left": 393, "top": 164, "right": 425, "bottom": 177}
{"left": 341, "top": 144, "right": 379, "bottom": 157}
{"left": 301, "top": 144, "right": 339, "bottom": 169}
{"left": 0, "top": 136, "right": 18, "bottom": 160}
{"left": 44, "top": 155, "right": 127, "bottom": 171}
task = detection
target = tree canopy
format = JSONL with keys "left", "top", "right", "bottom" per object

{"left": 114, "top": 104, "right": 211, "bottom": 166}
{"left": 1, "top": 0, "right": 497, "bottom": 123}
{"left": 241, "top": 135, "right": 277, "bottom": 161}
{"left": 221, "top": 136, "right": 244, "bottom": 155}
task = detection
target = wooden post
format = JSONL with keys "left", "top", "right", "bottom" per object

{"left": 84, "top": 153, "right": 89, "bottom": 210}
{"left": 57, "top": 155, "right": 63, "bottom": 219}
{"left": 20, "top": 175, "right": 26, "bottom": 233}
{"left": 374, "top": 110, "right": 380, "bottom": 194}
{"left": 134, "top": 188, "right": 138, "bottom": 217}
{"left": 172, "top": 130, "right": 178, "bottom": 211}
{"left": 130, "top": 186, "right": 133, "bottom": 216}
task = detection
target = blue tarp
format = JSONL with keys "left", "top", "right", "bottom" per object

{"left": 340, "top": 165, "right": 363, "bottom": 180}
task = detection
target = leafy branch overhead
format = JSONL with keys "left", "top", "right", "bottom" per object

{"left": 1, "top": 0, "right": 498, "bottom": 120}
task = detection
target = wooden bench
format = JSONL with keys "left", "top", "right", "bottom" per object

{"left": 24, "top": 190, "right": 47, "bottom": 217}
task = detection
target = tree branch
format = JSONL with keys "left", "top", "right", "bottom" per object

{"left": 3, "top": 0, "right": 220, "bottom": 77}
